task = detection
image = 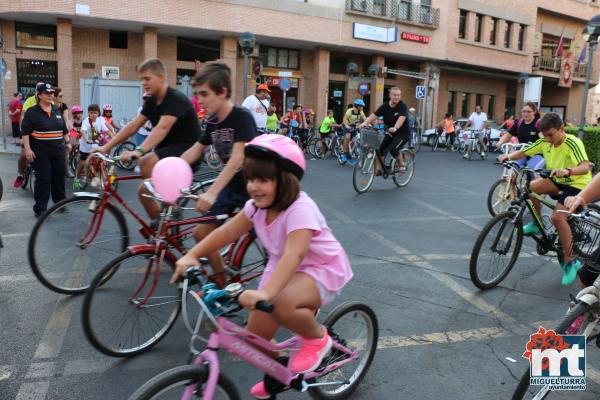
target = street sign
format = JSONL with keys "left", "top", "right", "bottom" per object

{"left": 279, "top": 78, "right": 291, "bottom": 92}
{"left": 357, "top": 83, "right": 370, "bottom": 96}
{"left": 416, "top": 85, "right": 425, "bottom": 99}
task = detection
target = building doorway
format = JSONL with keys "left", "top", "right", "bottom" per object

{"left": 328, "top": 81, "right": 346, "bottom": 122}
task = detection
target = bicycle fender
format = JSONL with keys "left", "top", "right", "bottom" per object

{"left": 72, "top": 191, "right": 102, "bottom": 199}
{"left": 127, "top": 244, "right": 178, "bottom": 264}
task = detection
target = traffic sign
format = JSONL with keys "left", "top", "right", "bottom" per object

{"left": 416, "top": 85, "right": 425, "bottom": 99}
{"left": 357, "top": 82, "right": 370, "bottom": 96}
{"left": 279, "top": 78, "right": 291, "bottom": 92}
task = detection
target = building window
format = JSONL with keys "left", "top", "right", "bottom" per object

{"left": 330, "top": 56, "right": 348, "bottom": 75}
{"left": 461, "top": 93, "right": 469, "bottom": 117}
{"left": 448, "top": 91, "right": 456, "bottom": 115}
{"left": 399, "top": 0, "right": 412, "bottom": 21}
{"left": 260, "top": 47, "right": 300, "bottom": 69}
{"left": 474, "top": 14, "right": 483, "bottom": 42}
{"left": 504, "top": 22, "right": 513, "bottom": 48}
{"left": 475, "top": 94, "right": 483, "bottom": 109}
{"left": 518, "top": 24, "right": 525, "bottom": 51}
{"left": 458, "top": 10, "right": 467, "bottom": 39}
{"left": 488, "top": 96, "right": 495, "bottom": 119}
{"left": 15, "top": 22, "right": 56, "bottom": 51}
{"left": 373, "top": 0, "right": 386, "bottom": 15}
{"left": 541, "top": 34, "right": 571, "bottom": 59}
{"left": 176, "top": 37, "right": 220, "bottom": 62}
{"left": 16, "top": 59, "right": 58, "bottom": 98}
{"left": 176, "top": 69, "right": 196, "bottom": 85}
{"left": 109, "top": 31, "right": 128, "bottom": 49}
{"left": 490, "top": 18, "right": 498, "bottom": 45}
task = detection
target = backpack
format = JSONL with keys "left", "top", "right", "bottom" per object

{"left": 516, "top": 117, "right": 541, "bottom": 132}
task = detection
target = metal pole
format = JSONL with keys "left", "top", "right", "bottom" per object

{"left": 283, "top": 91, "right": 287, "bottom": 115}
{"left": 243, "top": 52, "right": 249, "bottom": 99}
{"left": 578, "top": 39, "right": 597, "bottom": 139}
{"left": 0, "top": 58, "right": 7, "bottom": 150}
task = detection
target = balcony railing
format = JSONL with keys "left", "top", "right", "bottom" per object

{"left": 346, "top": 0, "right": 440, "bottom": 28}
{"left": 532, "top": 55, "right": 588, "bottom": 78}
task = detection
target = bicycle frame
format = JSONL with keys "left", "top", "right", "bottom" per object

{"left": 186, "top": 317, "right": 358, "bottom": 400}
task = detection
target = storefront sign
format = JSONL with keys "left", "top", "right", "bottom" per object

{"left": 353, "top": 23, "right": 397, "bottom": 43}
{"left": 75, "top": 3, "right": 90, "bottom": 15}
{"left": 333, "top": 90, "right": 343, "bottom": 97}
{"left": 278, "top": 71, "right": 293, "bottom": 77}
{"left": 265, "top": 76, "right": 298, "bottom": 89}
{"left": 401, "top": 32, "right": 430, "bottom": 44}
{"left": 101, "top": 66, "right": 119, "bottom": 80}
{"left": 524, "top": 77, "right": 543, "bottom": 103}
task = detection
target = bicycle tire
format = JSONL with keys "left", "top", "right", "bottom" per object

{"left": 412, "top": 131, "right": 422, "bottom": 153}
{"left": 511, "top": 301, "right": 593, "bottom": 400}
{"left": 432, "top": 135, "right": 438, "bottom": 152}
{"left": 352, "top": 150, "right": 375, "bottom": 194}
{"left": 487, "top": 178, "right": 517, "bottom": 217}
{"left": 392, "top": 150, "right": 415, "bottom": 187}
{"left": 28, "top": 195, "right": 129, "bottom": 295}
{"left": 308, "top": 301, "right": 378, "bottom": 400}
{"left": 113, "top": 141, "right": 137, "bottom": 171}
{"left": 82, "top": 249, "right": 181, "bottom": 357}
{"left": 0, "top": 176, "right": 3, "bottom": 201}
{"left": 128, "top": 365, "right": 240, "bottom": 400}
{"left": 469, "top": 211, "right": 523, "bottom": 289}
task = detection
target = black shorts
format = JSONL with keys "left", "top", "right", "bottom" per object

{"left": 549, "top": 181, "right": 581, "bottom": 205}
{"left": 380, "top": 132, "right": 409, "bottom": 158}
{"left": 319, "top": 130, "right": 331, "bottom": 137}
{"left": 79, "top": 151, "right": 90, "bottom": 161}
{"left": 202, "top": 185, "right": 249, "bottom": 225}
{"left": 578, "top": 263, "right": 600, "bottom": 287}
{"left": 154, "top": 142, "right": 194, "bottom": 160}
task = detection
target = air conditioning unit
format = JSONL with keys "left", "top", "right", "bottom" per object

{"left": 351, "top": 0, "right": 368, "bottom": 12}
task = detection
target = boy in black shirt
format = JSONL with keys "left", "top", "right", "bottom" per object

{"left": 95, "top": 58, "right": 200, "bottom": 220}
{"left": 181, "top": 61, "right": 257, "bottom": 285}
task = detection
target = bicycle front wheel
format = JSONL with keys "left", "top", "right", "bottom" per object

{"left": 28, "top": 195, "right": 129, "bottom": 295}
{"left": 308, "top": 301, "right": 378, "bottom": 400}
{"left": 352, "top": 150, "right": 375, "bottom": 194}
{"left": 82, "top": 250, "right": 181, "bottom": 357}
{"left": 487, "top": 178, "right": 517, "bottom": 216}
{"left": 469, "top": 211, "right": 523, "bottom": 289}
{"left": 412, "top": 131, "right": 422, "bottom": 152}
{"left": 128, "top": 365, "right": 240, "bottom": 400}
{"left": 392, "top": 150, "right": 415, "bottom": 187}
{"left": 511, "top": 302, "right": 594, "bottom": 400}
{"left": 113, "top": 141, "right": 137, "bottom": 171}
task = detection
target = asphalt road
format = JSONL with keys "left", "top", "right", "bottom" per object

{"left": 1, "top": 147, "right": 599, "bottom": 400}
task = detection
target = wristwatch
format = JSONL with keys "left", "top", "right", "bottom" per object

{"left": 135, "top": 146, "right": 146, "bottom": 156}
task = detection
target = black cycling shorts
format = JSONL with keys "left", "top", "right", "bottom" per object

{"left": 154, "top": 142, "right": 194, "bottom": 160}
{"left": 201, "top": 185, "right": 249, "bottom": 225}
{"left": 578, "top": 262, "right": 600, "bottom": 287}
{"left": 380, "top": 132, "right": 409, "bottom": 158}
{"left": 548, "top": 181, "right": 581, "bottom": 205}
{"left": 79, "top": 151, "right": 90, "bottom": 161}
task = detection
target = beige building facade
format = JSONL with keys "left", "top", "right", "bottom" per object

{"left": 1, "top": 0, "right": 599, "bottom": 128}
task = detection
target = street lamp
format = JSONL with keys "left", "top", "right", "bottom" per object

{"left": 238, "top": 32, "right": 256, "bottom": 99}
{"left": 578, "top": 14, "right": 600, "bottom": 139}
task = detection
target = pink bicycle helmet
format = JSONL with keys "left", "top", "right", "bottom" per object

{"left": 102, "top": 104, "right": 112, "bottom": 111}
{"left": 245, "top": 134, "right": 306, "bottom": 180}
{"left": 71, "top": 105, "right": 83, "bottom": 113}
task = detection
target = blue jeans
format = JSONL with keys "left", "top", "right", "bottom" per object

{"left": 135, "top": 133, "right": 148, "bottom": 146}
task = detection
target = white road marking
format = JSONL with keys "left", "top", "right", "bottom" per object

{"left": 0, "top": 274, "right": 59, "bottom": 283}
{"left": 33, "top": 298, "right": 74, "bottom": 359}
{"left": 15, "top": 381, "right": 50, "bottom": 400}
{"left": 25, "top": 362, "right": 55, "bottom": 379}
{"left": 2, "top": 232, "right": 30, "bottom": 238}
{"left": 0, "top": 365, "right": 13, "bottom": 381}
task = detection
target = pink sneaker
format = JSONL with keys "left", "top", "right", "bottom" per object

{"left": 289, "top": 328, "right": 332, "bottom": 374}
{"left": 250, "top": 381, "right": 270, "bottom": 399}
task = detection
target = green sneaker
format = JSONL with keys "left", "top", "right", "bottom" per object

{"left": 522, "top": 222, "right": 542, "bottom": 236}
{"left": 561, "top": 259, "right": 582, "bottom": 286}
{"left": 72, "top": 179, "right": 81, "bottom": 190}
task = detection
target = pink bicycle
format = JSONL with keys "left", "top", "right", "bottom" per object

{"left": 129, "top": 267, "right": 378, "bottom": 400}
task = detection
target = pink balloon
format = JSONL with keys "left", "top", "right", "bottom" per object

{"left": 151, "top": 157, "right": 193, "bottom": 203}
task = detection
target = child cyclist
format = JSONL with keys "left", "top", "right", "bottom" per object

{"left": 73, "top": 104, "right": 111, "bottom": 189}
{"left": 172, "top": 134, "right": 353, "bottom": 399}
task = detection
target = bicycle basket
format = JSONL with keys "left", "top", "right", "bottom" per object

{"left": 360, "top": 127, "right": 384, "bottom": 148}
{"left": 570, "top": 217, "right": 600, "bottom": 272}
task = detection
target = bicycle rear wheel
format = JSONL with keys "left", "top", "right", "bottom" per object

{"left": 431, "top": 135, "right": 439, "bottom": 152}
{"left": 511, "top": 301, "right": 594, "bottom": 400}
{"left": 392, "top": 150, "right": 415, "bottom": 187}
{"left": 487, "top": 178, "right": 518, "bottom": 217}
{"left": 28, "top": 195, "right": 129, "bottom": 295}
{"left": 128, "top": 365, "right": 240, "bottom": 400}
{"left": 308, "top": 301, "right": 378, "bottom": 400}
{"left": 82, "top": 249, "right": 181, "bottom": 357}
{"left": 352, "top": 150, "right": 375, "bottom": 194}
{"left": 469, "top": 211, "right": 523, "bottom": 289}
{"left": 412, "top": 130, "right": 422, "bottom": 152}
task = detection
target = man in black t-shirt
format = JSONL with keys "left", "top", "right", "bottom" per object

{"left": 361, "top": 86, "right": 410, "bottom": 172}
{"left": 181, "top": 61, "right": 257, "bottom": 286}
{"left": 96, "top": 58, "right": 201, "bottom": 220}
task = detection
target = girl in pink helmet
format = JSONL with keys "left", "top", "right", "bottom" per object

{"left": 172, "top": 134, "right": 353, "bottom": 399}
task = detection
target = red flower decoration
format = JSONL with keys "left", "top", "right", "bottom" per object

{"left": 522, "top": 327, "right": 571, "bottom": 371}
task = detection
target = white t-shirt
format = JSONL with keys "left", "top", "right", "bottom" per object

{"left": 469, "top": 112, "right": 488, "bottom": 131}
{"left": 80, "top": 117, "right": 109, "bottom": 153}
{"left": 241, "top": 95, "right": 269, "bottom": 129}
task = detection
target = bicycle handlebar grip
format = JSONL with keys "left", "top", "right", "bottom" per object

{"left": 255, "top": 301, "right": 275, "bottom": 313}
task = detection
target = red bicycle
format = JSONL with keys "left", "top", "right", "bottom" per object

{"left": 80, "top": 181, "right": 267, "bottom": 357}
{"left": 27, "top": 153, "right": 221, "bottom": 295}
